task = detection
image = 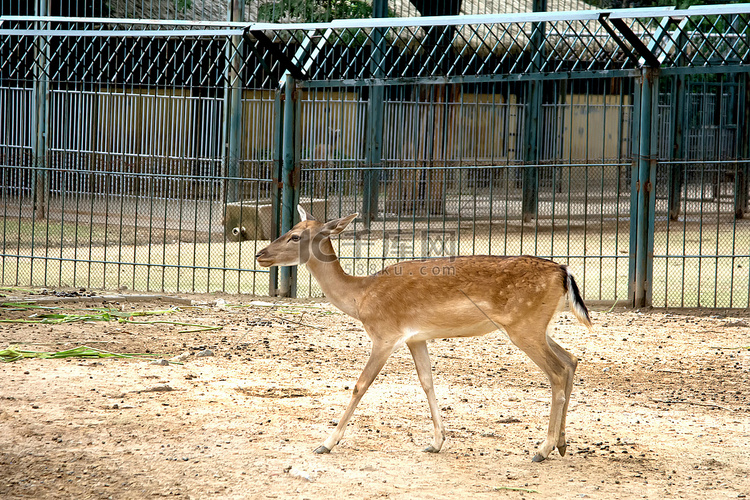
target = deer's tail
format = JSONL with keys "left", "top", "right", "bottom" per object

{"left": 563, "top": 266, "right": 592, "bottom": 329}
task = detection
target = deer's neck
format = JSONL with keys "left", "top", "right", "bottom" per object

{"left": 305, "top": 238, "right": 366, "bottom": 319}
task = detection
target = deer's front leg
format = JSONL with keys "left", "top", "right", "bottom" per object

{"left": 407, "top": 340, "right": 446, "bottom": 453}
{"left": 315, "top": 341, "right": 395, "bottom": 454}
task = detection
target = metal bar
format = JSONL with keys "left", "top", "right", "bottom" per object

{"left": 0, "top": 28, "right": 246, "bottom": 36}
{"left": 302, "top": 28, "right": 332, "bottom": 76}
{"left": 31, "top": 11, "right": 50, "bottom": 225}
{"left": 362, "top": 1, "right": 387, "bottom": 228}
{"left": 3, "top": 4, "right": 750, "bottom": 31}
{"left": 0, "top": 6, "right": 708, "bottom": 29}
{"left": 628, "top": 77, "right": 642, "bottom": 305}
{"left": 277, "top": 73, "right": 297, "bottom": 297}
{"left": 224, "top": 1, "right": 244, "bottom": 204}
{"left": 608, "top": 17, "right": 661, "bottom": 68}
{"left": 658, "top": 17, "right": 689, "bottom": 65}
{"left": 0, "top": 252, "right": 270, "bottom": 273}
{"left": 290, "top": 78, "right": 303, "bottom": 297}
{"left": 737, "top": 73, "right": 750, "bottom": 218}
{"left": 522, "top": 5, "right": 545, "bottom": 223}
{"left": 243, "top": 31, "right": 273, "bottom": 76}
{"left": 248, "top": 29, "right": 305, "bottom": 80}
{"left": 633, "top": 67, "right": 658, "bottom": 307}
{"left": 644, "top": 77, "right": 658, "bottom": 308}
{"left": 0, "top": 16, "right": 254, "bottom": 27}
{"left": 269, "top": 90, "right": 283, "bottom": 295}
{"left": 668, "top": 74, "right": 686, "bottom": 221}
{"left": 642, "top": 10, "right": 675, "bottom": 66}
{"left": 597, "top": 15, "right": 642, "bottom": 68}
{"left": 301, "top": 65, "right": 750, "bottom": 88}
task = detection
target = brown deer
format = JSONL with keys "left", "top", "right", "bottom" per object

{"left": 255, "top": 205, "right": 592, "bottom": 462}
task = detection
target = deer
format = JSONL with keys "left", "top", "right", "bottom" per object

{"left": 255, "top": 205, "right": 592, "bottom": 462}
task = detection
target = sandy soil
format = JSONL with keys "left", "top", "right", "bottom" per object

{"left": 0, "top": 291, "right": 748, "bottom": 499}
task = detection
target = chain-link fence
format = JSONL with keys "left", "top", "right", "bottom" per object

{"left": 1, "top": 6, "right": 749, "bottom": 306}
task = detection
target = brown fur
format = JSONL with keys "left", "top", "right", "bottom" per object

{"left": 255, "top": 207, "right": 591, "bottom": 461}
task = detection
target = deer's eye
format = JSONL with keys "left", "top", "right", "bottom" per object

{"left": 289, "top": 234, "right": 301, "bottom": 242}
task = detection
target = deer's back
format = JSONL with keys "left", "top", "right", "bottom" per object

{"left": 357, "top": 255, "right": 568, "bottom": 335}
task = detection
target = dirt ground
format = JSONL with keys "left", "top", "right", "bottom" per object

{"left": 0, "top": 290, "right": 748, "bottom": 499}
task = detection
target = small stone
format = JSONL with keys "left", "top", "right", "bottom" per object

{"left": 150, "top": 359, "right": 170, "bottom": 366}
{"left": 137, "top": 384, "right": 173, "bottom": 393}
{"left": 170, "top": 351, "right": 192, "bottom": 362}
{"left": 287, "top": 467, "right": 313, "bottom": 482}
{"left": 196, "top": 349, "right": 215, "bottom": 358}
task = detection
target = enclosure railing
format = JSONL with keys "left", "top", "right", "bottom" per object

{"left": 1, "top": 5, "right": 749, "bottom": 307}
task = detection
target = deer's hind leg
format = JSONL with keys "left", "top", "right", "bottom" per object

{"left": 547, "top": 337, "right": 577, "bottom": 456}
{"left": 505, "top": 316, "right": 573, "bottom": 462}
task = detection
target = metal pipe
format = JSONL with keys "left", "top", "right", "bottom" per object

{"left": 31, "top": 0, "right": 49, "bottom": 221}
{"left": 278, "top": 73, "right": 297, "bottom": 297}
{"left": 668, "top": 74, "right": 685, "bottom": 221}
{"left": 269, "top": 91, "right": 283, "bottom": 295}
{"left": 362, "top": 3, "right": 386, "bottom": 227}
{"left": 633, "top": 67, "right": 658, "bottom": 308}
{"left": 520, "top": 0, "right": 546, "bottom": 224}
{"left": 737, "top": 72, "right": 749, "bottom": 218}
{"left": 223, "top": 0, "right": 244, "bottom": 203}
{"left": 627, "top": 77, "right": 642, "bottom": 305}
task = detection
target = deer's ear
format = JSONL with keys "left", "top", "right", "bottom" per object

{"left": 297, "top": 204, "right": 316, "bottom": 222}
{"left": 320, "top": 213, "right": 358, "bottom": 237}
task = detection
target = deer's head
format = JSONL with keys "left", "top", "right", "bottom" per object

{"left": 255, "top": 205, "right": 357, "bottom": 267}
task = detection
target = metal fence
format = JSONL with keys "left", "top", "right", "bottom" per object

{"left": 1, "top": 6, "right": 749, "bottom": 307}
{"left": 0, "top": 0, "right": 595, "bottom": 23}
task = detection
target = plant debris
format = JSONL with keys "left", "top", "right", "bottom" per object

{"left": 0, "top": 304, "right": 221, "bottom": 333}
{"left": 0, "top": 345, "right": 158, "bottom": 363}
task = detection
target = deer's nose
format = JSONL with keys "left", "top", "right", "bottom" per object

{"left": 255, "top": 249, "right": 267, "bottom": 260}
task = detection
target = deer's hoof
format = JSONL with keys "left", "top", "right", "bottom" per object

{"left": 558, "top": 443, "right": 567, "bottom": 457}
{"left": 423, "top": 445, "right": 440, "bottom": 453}
{"left": 313, "top": 445, "right": 331, "bottom": 454}
{"left": 532, "top": 452, "right": 547, "bottom": 463}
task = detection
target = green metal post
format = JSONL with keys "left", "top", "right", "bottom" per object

{"left": 668, "top": 30, "right": 688, "bottom": 221}
{"left": 269, "top": 91, "right": 283, "bottom": 295}
{"left": 278, "top": 74, "right": 298, "bottom": 297}
{"left": 522, "top": 0, "right": 546, "bottom": 223}
{"left": 32, "top": 0, "right": 49, "bottom": 221}
{"left": 627, "top": 80, "right": 641, "bottom": 305}
{"left": 363, "top": 88, "right": 384, "bottom": 227}
{"left": 362, "top": 0, "right": 388, "bottom": 227}
{"left": 223, "top": 0, "right": 244, "bottom": 203}
{"left": 668, "top": 75, "right": 685, "bottom": 221}
{"left": 633, "top": 67, "right": 659, "bottom": 308}
{"left": 522, "top": 79, "right": 541, "bottom": 223}
{"left": 737, "top": 73, "right": 749, "bottom": 219}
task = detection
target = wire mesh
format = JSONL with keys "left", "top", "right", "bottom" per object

{"left": 0, "top": 0, "right": 596, "bottom": 23}
{"left": 0, "top": 23, "right": 281, "bottom": 293}
{"left": 294, "top": 80, "right": 635, "bottom": 301}
{"left": 1, "top": 7, "right": 749, "bottom": 306}
{"left": 651, "top": 73, "right": 750, "bottom": 308}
